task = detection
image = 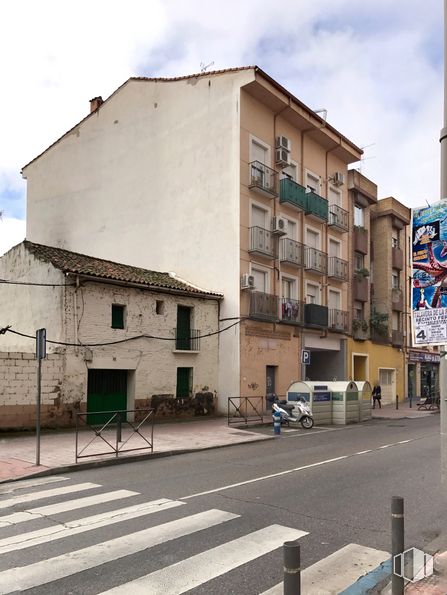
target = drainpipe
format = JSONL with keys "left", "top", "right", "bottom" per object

{"left": 74, "top": 275, "right": 80, "bottom": 354}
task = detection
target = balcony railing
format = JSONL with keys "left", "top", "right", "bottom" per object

{"left": 371, "top": 328, "right": 390, "bottom": 344}
{"left": 353, "top": 226, "right": 368, "bottom": 254}
{"left": 249, "top": 226, "right": 275, "bottom": 258}
{"left": 280, "top": 238, "right": 305, "bottom": 267}
{"left": 328, "top": 257, "right": 349, "bottom": 281}
{"left": 280, "top": 298, "right": 305, "bottom": 325}
{"left": 279, "top": 178, "right": 307, "bottom": 211}
{"left": 392, "top": 246, "right": 403, "bottom": 270}
{"left": 248, "top": 161, "right": 278, "bottom": 197}
{"left": 391, "top": 288, "right": 403, "bottom": 312}
{"left": 305, "top": 190, "right": 329, "bottom": 221}
{"left": 353, "top": 276, "right": 369, "bottom": 302}
{"left": 392, "top": 329, "right": 404, "bottom": 347}
{"left": 174, "top": 329, "right": 201, "bottom": 351}
{"left": 328, "top": 309, "right": 349, "bottom": 333}
{"left": 304, "top": 247, "right": 327, "bottom": 275}
{"left": 328, "top": 204, "right": 349, "bottom": 232}
{"left": 249, "top": 291, "right": 279, "bottom": 322}
{"left": 304, "top": 303, "right": 328, "bottom": 328}
{"left": 352, "top": 320, "right": 369, "bottom": 341}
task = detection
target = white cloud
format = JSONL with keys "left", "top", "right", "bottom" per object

{"left": 0, "top": 218, "right": 26, "bottom": 257}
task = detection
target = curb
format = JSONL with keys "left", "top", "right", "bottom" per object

{"left": 0, "top": 433, "right": 275, "bottom": 484}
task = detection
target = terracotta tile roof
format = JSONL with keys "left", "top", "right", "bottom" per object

{"left": 130, "top": 66, "right": 255, "bottom": 83}
{"left": 24, "top": 241, "right": 222, "bottom": 298}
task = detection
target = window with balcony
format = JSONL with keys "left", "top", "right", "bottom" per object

{"left": 354, "top": 205, "right": 365, "bottom": 227}
{"left": 175, "top": 306, "right": 200, "bottom": 351}
{"left": 306, "top": 282, "right": 320, "bottom": 305}
{"left": 392, "top": 311, "right": 400, "bottom": 330}
{"left": 354, "top": 252, "right": 364, "bottom": 271}
{"left": 306, "top": 227, "right": 320, "bottom": 249}
{"left": 354, "top": 301, "right": 364, "bottom": 320}
{"left": 392, "top": 229, "right": 400, "bottom": 248}
{"left": 251, "top": 267, "right": 268, "bottom": 293}
{"left": 306, "top": 170, "right": 321, "bottom": 193}
{"left": 251, "top": 204, "right": 268, "bottom": 228}
{"left": 329, "top": 238, "right": 341, "bottom": 258}
{"left": 392, "top": 270, "right": 400, "bottom": 289}
{"left": 281, "top": 161, "right": 297, "bottom": 182}
{"left": 251, "top": 138, "right": 269, "bottom": 165}
{"left": 328, "top": 186, "right": 342, "bottom": 206}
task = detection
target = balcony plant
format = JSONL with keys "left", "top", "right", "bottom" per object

{"left": 369, "top": 308, "right": 388, "bottom": 337}
{"left": 352, "top": 318, "right": 368, "bottom": 333}
{"left": 354, "top": 267, "right": 370, "bottom": 280}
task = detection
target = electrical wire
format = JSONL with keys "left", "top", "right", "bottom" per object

{"left": 0, "top": 318, "right": 247, "bottom": 347}
{"left": 0, "top": 279, "right": 76, "bottom": 287}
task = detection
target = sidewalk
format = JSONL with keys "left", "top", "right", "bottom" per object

{"left": 0, "top": 417, "right": 273, "bottom": 483}
{"left": 371, "top": 399, "right": 438, "bottom": 420}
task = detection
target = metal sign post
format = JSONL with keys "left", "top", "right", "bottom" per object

{"left": 35, "top": 328, "right": 46, "bottom": 466}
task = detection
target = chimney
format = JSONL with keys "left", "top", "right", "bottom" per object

{"left": 89, "top": 96, "right": 104, "bottom": 113}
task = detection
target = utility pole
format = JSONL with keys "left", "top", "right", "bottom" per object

{"left": 440, "top": 0, "right": 447, "bottom": 485}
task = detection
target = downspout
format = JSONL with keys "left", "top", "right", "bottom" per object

{"left": 74, "top": 275, "right": 80, "bottom": 354}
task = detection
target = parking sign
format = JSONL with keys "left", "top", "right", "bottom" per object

{"left": 301, "top": 349, "right": 311, "bottom": 365}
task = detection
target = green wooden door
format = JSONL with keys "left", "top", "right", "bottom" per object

{"left": 87, "top": 369, "right": 127, "bottom": 425}
{"left": 176, "top": 306, "right": 191, "bottom": 350}
{"left": 176, "top": 367, "right": 191, "bottom": 398}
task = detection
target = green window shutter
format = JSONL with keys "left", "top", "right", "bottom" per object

{"left": 176, "top": 306, "right": 191, "bottom": 350}
{"left": 112, "top": 304, "right": 125, "bottom": 329}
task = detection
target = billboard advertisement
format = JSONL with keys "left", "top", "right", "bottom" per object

{"left": 412, "top": 200, "right": 447, "bottom": 345}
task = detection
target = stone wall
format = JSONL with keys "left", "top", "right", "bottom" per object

{"left": 0, "top": 352, "right": 66, "bottom": 430}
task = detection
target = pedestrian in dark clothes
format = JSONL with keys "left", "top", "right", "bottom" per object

{"left": 372, "top": 384, "right": 382, "bottom": 409}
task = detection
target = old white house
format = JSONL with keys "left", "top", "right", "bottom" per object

{"left": 0, "top": 241, "right": 221, "bottom": 429}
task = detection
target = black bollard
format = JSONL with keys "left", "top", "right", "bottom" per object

{"left": 391, "top": 496, "right": 404, "bottom": 595}
{"left": 284, "top": 540, "right": 301, "bottom": 595}
{"left": 396, "top": 394, "right": 399, "bottom": 410}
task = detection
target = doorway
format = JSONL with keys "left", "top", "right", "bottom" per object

{"left": 87, "top": 369, "right": 128, "bottom": 425}
{"left": 266, "top": 365, "right": 277, "bottom": 409}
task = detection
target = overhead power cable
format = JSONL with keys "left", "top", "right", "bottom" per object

{"left": 0, "top": 279, "right": 76, "bottom": 287}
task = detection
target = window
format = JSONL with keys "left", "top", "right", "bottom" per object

{"left": 281, "top": 277, "right": 296, "bottom": 300}
{"left": 354, "top": 301, "right": 364, "bottom": 320}
{"left": 306, "top": 171, "right": 320, "bottom": 193}
{"left": 251, "top": 267, "right": 268, "bottom": 293}
{"left": 281, "top": 162, "right": 297, "bottom": 182}
{"left": 111, "top": 304, "right": 125, "bottom": 329}
{"left": 392, "top": 311, "right": 400, "bottom": 331}
{"left": 251, "top": 204, "right": 268, "bottom": 229}
{"left": 354, "top": 205, "right": 364, "bottom": 227}
{"left": 392, "top": 270, "right": 400, "bottom": 289}
{"left": 176, "top": 305, "right": 192, "bottom": 350}
{"left": 156, "top": 300, "right": 164, "bottom": 315}
{"left": 306, "top": 283, "right": 320, "bottom": 304}
{"left": 328, "top": 289, "right": 341, "bottom": 310}
{"left": 250, "top": 137, "right": 269, "bottom": 165}
{"left": 392, "top": 229, "right": 400, "bottom": 248}
{"left": 306, "top": 228, "right": 320, "bottom": 249}
{"left": 328, "top": 186, "right": 342, "bottom": 206}
{"left": 329, "top": 238, "right": 341, "bottom": 258}
{"left": 286, "top": 219, "right": 297, "bottom": 240}
{"left": 176, "top": 367, "right": 193, "bottom": 398}
{"left": 354, "top": 252, "right": 364, "bottom": 270}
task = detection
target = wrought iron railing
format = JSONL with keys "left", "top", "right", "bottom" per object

{"left": 249, "top": 226, "right": 275, "bottom": 257}
{"left": 328, "top": 204, "right": 349, "bottom": 231}
{"left": 175, "top": 328, "right": 201, "bottom": 351}
{"left": 249, "top": 291, "right": 279, "bottom": 322}
{"left": 328, "top": 308, "right": 349, "bottom": 332}
{"left": 304, "top": 247, "right": 327, "bottom": 274}
{"left": 280, "top": 238, "right": 305, "bottom": 267}
{"left": 228, "top": 396, "right": 264, "bottom": 426}
{"left": 280, "top": 298, "right": 305, "bottom": 325}
{"left": 328, "top": 256, "right": 349, "bottom": 281}
{"left": 75, "top": 408, "right": 154, "bottom": 462}
{"left": 248, "top": 161, "right": 278, "bottom": 196}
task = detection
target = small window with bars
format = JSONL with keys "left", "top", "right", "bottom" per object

{"left": 111, "top": 304, "right": 125, "bottom": 329}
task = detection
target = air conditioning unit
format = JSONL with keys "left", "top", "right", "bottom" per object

{"left": 271, "top": 216, "right": 288, "bottom": 235}
{"left": 275, "top": 148, "right": 290, "bottom": 168}
{"left": 241, "top": 273, "right": 255, "bottom": 290}
{"left": 276, "top": 136, "right": 291, "bottom": 152}
{"left": 333, "top": 171, "right": 345, "bottom": 186}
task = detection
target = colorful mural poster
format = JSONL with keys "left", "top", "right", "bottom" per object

{"left": 412, "top": 200, "right": 447, "bottom": 346}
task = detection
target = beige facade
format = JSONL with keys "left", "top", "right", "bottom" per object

{"left": 0, "top": 242, "right": 220, "bottom": 428}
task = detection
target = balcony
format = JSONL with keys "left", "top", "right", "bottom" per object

{"left": 280, "top": 298, "right": 305, "bottom": 325}
{"left": 280, "top": 238, "right": 305, "bottom": 267}
{"left": 249, "top": 291, "right": 279, "bottom": 322}
{"left": 279, "top": 178, "right": 307, "bottom": 211}
{"left": 371, "top": 328, "right": 390, "bottom": 344}
{"left": 305, "top": 190, "right": 329, "bottom": 222}
{"left": 279, "top": 178, "right": 329, "bottom": 221}
{"left": 392, "top": 329, "right": 404, "bottom": 347}
{"left": 391, "top": 288, "right": 403, "bottom": 312}
{"left": 248, "top": 161, "right": 278, "bottom": 197}
{"left": 304, "top": 247, "right": 327, "bottom": 275}
{"left": 304, "top": 303, "right": 328, "bottom": 328}
{"left": 248, "top": 226, "right": 275, "bottom": 258}
{"left": 328, "top": 309, "right": 349, "bottom": 333}
{"left": 328, "top": 257, "right": 349, "bottom": 281}
{"left": 353, "top": 276, "right": 369, "bottom": 302}
{"left": 352, "top": 319, "right": 369, "bottom": 341}
{"left": 174, "top": 329, "right": 201, "bottom": 351}
{"left": 392, "top": 246, "right": 404, "bottom": 270}
{"left": 328, "top": 205, "right": 349, "bottom": 232}
{"left": 353, "top": 226, "right": 368, "bottom": 254}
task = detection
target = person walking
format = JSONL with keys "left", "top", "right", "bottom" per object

{"left": 372, "top": 383, "right": 382, "bottom": 409}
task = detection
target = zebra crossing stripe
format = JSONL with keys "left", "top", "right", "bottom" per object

{"left": 0, "top": 489, "right": 139, "bottom": 527}
{"left": 0, "top": 477, "right": 69, "bottom": 495}
{"left": 0, "top": 482, "right": 99, "bottom": 510}
{"left": 0, "top": 498, "right": 184, "bottom": 554}
{"left": 0, "top": 509, "right": 239, "bottom": 594}
{"left": 98, "top": 524, "right": 308, "bottom": 595}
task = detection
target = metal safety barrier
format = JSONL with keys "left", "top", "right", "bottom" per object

{"left": 227, "top": 396, "right": 264, "bottom": 426}
{"left": 75, "top": 408, "right": 154, "bottom": 462}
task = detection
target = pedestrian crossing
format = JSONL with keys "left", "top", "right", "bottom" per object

{"left": 0, "top": 476, "right": 389, "bottom": 594}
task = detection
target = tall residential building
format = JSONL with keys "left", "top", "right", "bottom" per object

{"left": 21, "top": 67, "right": 363, "bottom": 409}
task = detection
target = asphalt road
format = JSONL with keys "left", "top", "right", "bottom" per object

{"left": 0, "top": 414, "right": 444, "bottom": 594}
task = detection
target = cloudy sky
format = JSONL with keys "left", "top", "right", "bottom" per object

{"left": 0, "top": 0, "right": 444, "bottom": 256}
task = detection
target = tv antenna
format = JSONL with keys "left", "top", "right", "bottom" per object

{"left": 200, "top": 61, "right": 214, "bottom": 73}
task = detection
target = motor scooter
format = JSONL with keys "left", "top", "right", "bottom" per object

{"left": 272, "top": 399, "right": 314, "bottom": 429}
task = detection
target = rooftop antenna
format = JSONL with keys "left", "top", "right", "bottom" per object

{"left": 200, "top": 61, "right": 214, "bottom": 73}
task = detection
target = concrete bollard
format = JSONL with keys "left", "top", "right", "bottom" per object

{"left": 391, "top": 496, "right": 404, "bottom": 595}
{"left": 283, "top": 540, "right": 300, "bottom": 595}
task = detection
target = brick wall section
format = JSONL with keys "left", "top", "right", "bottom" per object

{"left": 0, "top": 352, "right": 65, "bottom": 430}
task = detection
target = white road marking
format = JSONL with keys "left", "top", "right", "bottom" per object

{"left": 0, "top": 477, "right": 69, "bottom": 495}
{"left": 398, "top": 439, "right": 411, "bottom": 444}
{"left": 260, "top": 543, "right": 389, "bottom": 595}
{"left": 0, "top": 489, "right": 139, "bottom": 527}
{"left": 0, "top": 482, "right": 99, "bottom": 510}
{"left": 181, "top": 438, "right": 421, "bottom": 500}
{"left": 0, "top": 498, "right": 184, "bottom": 554}
{"left": 0, "top": 509, "right": 238, "bottom": 594}
{"left": 98, "top": 525, "right": 308, "bottom": 595}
